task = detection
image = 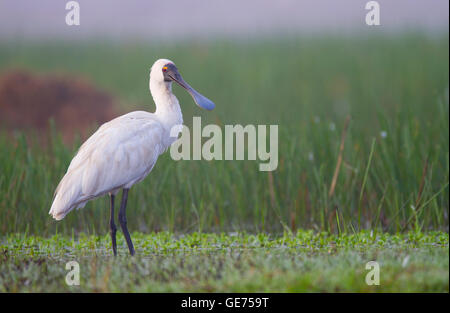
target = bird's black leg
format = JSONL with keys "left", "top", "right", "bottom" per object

{"left": 118, "top": 188, "right": 135, "bottom": 256}
{"left": 109, "top": 194, "right": 117, "bottom": 256}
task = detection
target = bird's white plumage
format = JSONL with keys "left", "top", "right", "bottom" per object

{"left": 49, "top": 59, "right": 183, "bottom": 220}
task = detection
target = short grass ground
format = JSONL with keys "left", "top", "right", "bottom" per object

{"left": 0, "top": 231, "right": 448, "bottom": 292}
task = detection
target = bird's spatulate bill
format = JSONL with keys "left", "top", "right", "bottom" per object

{"left": 187, "top": 87, "right": 215, "bottom": 111}
{"left": 171, "top": 74, "right": 215, "bottom": 110}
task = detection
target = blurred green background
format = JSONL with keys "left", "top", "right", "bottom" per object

{"left": 0, "top": 33, "right": 448, "bottom": 235}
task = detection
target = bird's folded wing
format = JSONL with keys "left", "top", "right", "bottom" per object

{"left": 50, "top": 112, "right": 164, "bottom": 219}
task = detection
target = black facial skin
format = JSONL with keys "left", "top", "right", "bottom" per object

{"left": 163, "top": 63, "right": 180, "bottom": 82}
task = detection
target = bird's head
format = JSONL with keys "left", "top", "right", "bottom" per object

{"left": 150, "top": 59, "right": 215, "bottom": 111}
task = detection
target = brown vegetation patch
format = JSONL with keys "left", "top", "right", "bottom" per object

{"left": 0, "top": 69, "right": 120, "bottom": 143}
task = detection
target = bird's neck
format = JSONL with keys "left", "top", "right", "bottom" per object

{"left": 151, "top": 81, "right": 183, "bottom": 130}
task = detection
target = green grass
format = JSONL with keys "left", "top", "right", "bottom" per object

{"left": 0, "top": 33, "right": 448, "bottom": 235}
{"left": 0, "top": 231, "right": 447, "bottom": 292}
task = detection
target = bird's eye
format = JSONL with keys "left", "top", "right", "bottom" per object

{"left": 162, "top": 66, "right": 168, "bottom": 72}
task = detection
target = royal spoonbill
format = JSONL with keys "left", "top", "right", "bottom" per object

{"left": 49, "top": 59, "right": 215, "bottom": 255}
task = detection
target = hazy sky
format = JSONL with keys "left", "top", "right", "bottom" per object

{"left": 0, "top": 0, "right": 448, "bottom": 41}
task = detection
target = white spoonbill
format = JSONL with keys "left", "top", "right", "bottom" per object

{"left": 49, "top": 59, "right": 215, "bottom": 255}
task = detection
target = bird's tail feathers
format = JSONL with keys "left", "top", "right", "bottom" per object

{"left": 49, "top": 171, "right": 84, "bottom": 220}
